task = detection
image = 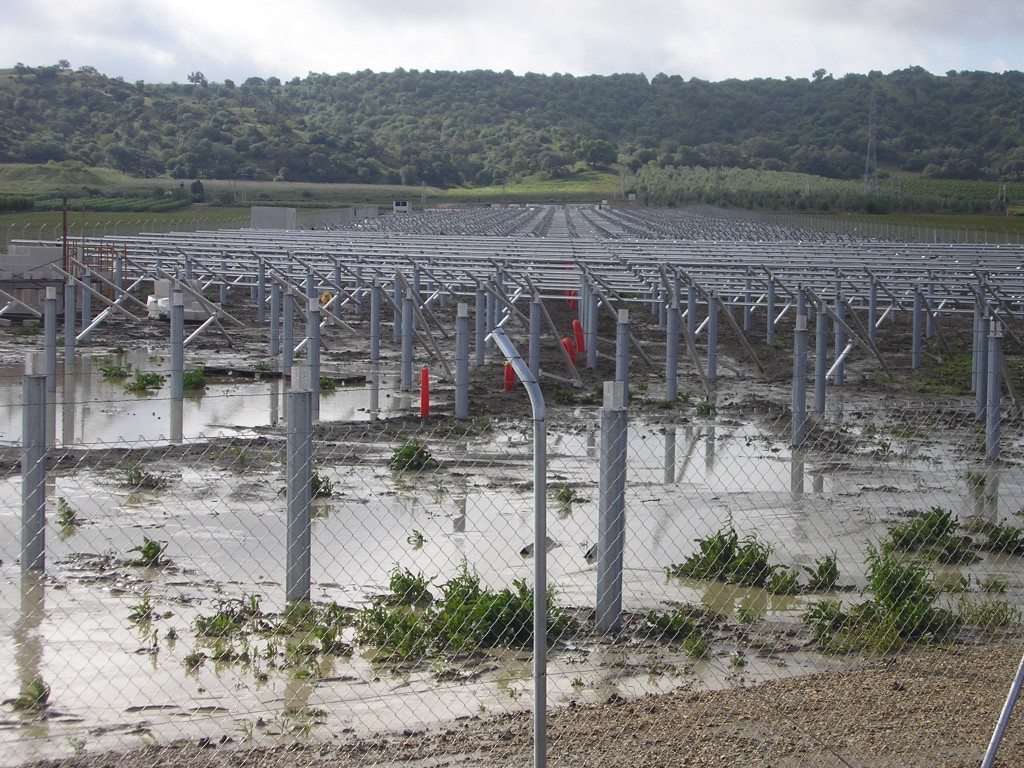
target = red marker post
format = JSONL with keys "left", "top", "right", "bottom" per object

{"left": 572, "top": 318, "right": 585, "bottom": 355}
{"left": 420, "top": 367, "right": 430, "bottom": 417}
{"left": 503, "top": 360, "right": 515, "bottom": 392}
{"left": 561, "top": 336, "right": 577, "bottom": 365}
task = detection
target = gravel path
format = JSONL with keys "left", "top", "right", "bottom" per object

{"left": 17, "top": 642, "right": 1024, "bottom": 768}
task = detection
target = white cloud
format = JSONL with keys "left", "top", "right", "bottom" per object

{"left": 1, "top": 0, "right": 1022, "bottom": 83}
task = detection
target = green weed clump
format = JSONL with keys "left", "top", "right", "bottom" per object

{"left": 353, "top": 564, "right": 568, "bottom": 662}
{"left": 805, "top": 545, "right": 954, "bottom": 654}
{"left": 884, "top": 506, "right": 977, "bottom": 564}
{"left": 120, "top": 461, "right": 168, "bottom": 490}
{"left": 665, "top": 523, "right": 780, "bottom": 590}
{"left": 127, "top": 536, "right": 168, "bottom": 568}
{"left": 11, "top": 679, "right": 49, "bottom": 712}
{"left": 644, "top": 606, "right": 712, "bottom": 658}
{"left": 56, "top": 496, "right": 78, "bottom": 527}
{"left": 388, "top": 438, "right": 439, "bottom": 471}
{"left": 967, "top": 518, "right": 1024, "bottom": 556}
{"left": 124, "top": 370, "right": 166, "bottom": 392}
{"left": 188, "top": 595, "right": 354, "bottom": 676}
{"left": 183, "top": 367, "right": 206, "bottom": 391}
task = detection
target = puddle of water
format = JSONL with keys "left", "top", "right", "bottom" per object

{"left": 0, "top": 353, "right": 417, "bottom": 446}
{"left": 1, "top": 415, "right": 1020, "bottom": 762}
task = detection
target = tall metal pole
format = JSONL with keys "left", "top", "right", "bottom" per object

{"left": 792, "top": 290, "right": 809, "bottom": 446}
{"left": 488, "top": 328, "right": 547, "bottom": 768}
{"left": 285, "top": 389, "right": 313, "bottom": 603}
{"left": 21, "top": 375, "right": 47, "bottom": 573}
{"left": 597, "top": 381, "right": 628, "bottom": 633}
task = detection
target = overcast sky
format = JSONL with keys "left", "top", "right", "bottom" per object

{"left": 3, "top": 0, "right": 1022, "bottom": 84}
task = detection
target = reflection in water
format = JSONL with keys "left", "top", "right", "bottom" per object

{"left": 704, "top": 427, "right": 717, "bottom": 472}
{"left": 369, "top": 364, "right": 380, "bottom": 421}
{"left": 270, "top": 378, "right": 281, "bottom": 426}
{"left": 791, "top": 451, "right": 806, "bottom": 500}
{"left": 14, "top": 571, "right": 48, "bottom": 736}
{"left": 61, "top": 369, "right": 75, "bottom": 447}
{"left": 170, "top": 398, "right": 183, "bottom": 445}
{"left": 663, "top": 428, "right": 676, "bottom": 485}
{"left": 975, "top": 465, "right": 1001, "bottom": 523}
{"left": 453, "top": 496, "right": 467, "bottom": 534}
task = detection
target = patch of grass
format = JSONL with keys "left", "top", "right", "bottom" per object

{"left": 387, "top": 567, "right": 433, "bottom": 606}
{"left": 311, "top": 471, "right": 334, "bottom": 498}
{"left": 100, "top": 363, "right": 131, "bottom": 380}
{"left": 666, "top": 523, "right": 777, "bottom": 588}
{"left": 956, "top": 593, "right": 1022, "bottom": 633}
{"left": 124, "top": 370, "right": 166, "bottom": 393}
{"left": 11, "top": 323, "right": 42, "bottom": 337}
{"left": 120, "top": 461, "right": 168, "bottom": 490}
{"left": 968, "top": 519, "right": 1024, "bottom": 556}
{"left": 195, "top": 595, "right": 265, "bottom": 637}
{"left": 802, "top": 553, "right": 840, "bottom": 592}
{"left": 319, "top": 377, "right": 337, "bottom": 394}
{"left": 552, "top": 388, "right": 576, "bottom": 405}
{"left": 884, "top": 506, "right": 978, "bottom": 564}
{"left": 644, "top": 606, "right": 708, "bottom": 650}
{"left": 128, "top": 536, "right": 168, "bottom": 568}
{"left": 554, "top": 483, "right": 586, "bottom": 505}
{"left": 11, "top": 679, "right": 50, "bottom": 712}
{"left": 695, "top": 400, "right": 717, "bottom": 417}
{"left": 805, "top": 542, "right": 958, "bottom": 654}
{"left": 56, "top": 496, "right": 78, "bottom": 527}
{"left": 353, "top": 563, "right": 568, "bottom": 662}
{"left": 183, "top": 367, "right": 206, "bottom": 391}
{"left": 388, "top": 438, "right": 439, "bottom": 471}
{"left": 767, "top": 567, "right": 801, "bottom": 596}
{"left": 128, "top": 593, "right": 156, "bottom": 625}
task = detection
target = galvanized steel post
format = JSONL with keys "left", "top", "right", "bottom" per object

{"left": 21, "top": 375, "right": 47, "bottom": 573}
{"left": 597, "top": 381, "right": 628, "bottom": 634}
{"left": 285, "top": 389, "right": 313, "bottom": 603}
{"left": 455, "top": 303, "right": 470, "bottom": 420}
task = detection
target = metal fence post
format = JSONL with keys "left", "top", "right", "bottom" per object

{"left": 707, "top": 293, "right": 718, "bottom": 381}
{"left": 63, "top": 280, "right": 76, "bottom": 367}
{"left": 456, "top": 303, "right": 469, "bottom": 420}
{"left": 257, "top": 260, "right": 267, "bottom": 324}
{"left": 912, "top": 288, "right": 923, "bottom": 370}
{"left": 22, "top": 375, "right": 47, "bottom": 573}
{"left": 528, "top": 297, "right": 541, "bottom": 381}
{"left": 792, "top": 292, "right": 809, "bottom": 447}
{"left": 814, "top": 305, "right": 828, "bottom": 414}
{"left": 402, "top": 290, "right": 414, "bottom": 391}
{"left": 615, "top": 309, "right": 630, "bottom": 400}
{"left": 977, "top": 316, "right": 990, "bottom": 423}
{"left": 286, "top": 389, "right": 313, "bottom": 603}
{"left": 987, "top": 321, "right": 1003, "bottom": 461}
{"left": 487, "top": 327, "right": 546, "bottom": 768}
{"left": 666, "top": 302, "right": 680, "bottom": 402}
{"left": 170, "top": 290, "right": 184, "bottom": 402}
{"left": 370, "top": 278, "right": 381, "bottom": 364}
{"left": 282, "top": 291, "right": 294, "bottom": 377}
{"left": 475, "top": 287, "right": 486, "bottom": 367}
{"left": 597, "top": 381, "right": 628, "bottom": 634}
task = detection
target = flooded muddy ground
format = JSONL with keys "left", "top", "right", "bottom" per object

{"left": 2, "top": 290, "right": 1024, "bottom": 766}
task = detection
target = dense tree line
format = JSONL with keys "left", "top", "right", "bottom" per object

{"left": 2, "top": 62, "right": 1023, "bottom": 188}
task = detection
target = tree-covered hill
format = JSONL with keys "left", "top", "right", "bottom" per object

{"left": 2, "top": 62, "right": 1022, "bottom": 188}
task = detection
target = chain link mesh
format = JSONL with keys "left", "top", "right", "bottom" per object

{"left": 2, "top": 219, "right": 1024, "bottom": 767}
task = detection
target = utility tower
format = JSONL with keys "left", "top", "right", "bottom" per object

{"left": 863, "top": 97, "right": 879, "bottom": 195}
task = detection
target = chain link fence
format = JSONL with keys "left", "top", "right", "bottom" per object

{"left": 3, "top": 339, "right": 1024, "bottom": 767}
